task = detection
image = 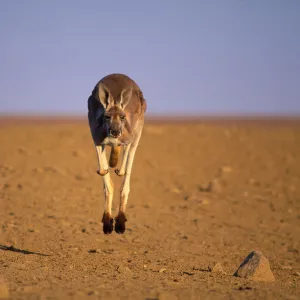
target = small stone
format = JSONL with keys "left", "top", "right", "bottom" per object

{"left": 18, "top": 147, "right": 29, "bottom": 155}
{"left": 248, "top": 178, "right": 260, "bottom": 186}
{"left": 170, "top": 188, "right": 181, "bottom": 194}
{"left": 159, "top": 268, "right": 167, "bottom": 273}
{"left": 233, "top": 250, "right": 275, "bottom": 282}
{"left": 117, "top": 265, "right": 132, "bottom": 274}
{"left": 87, "top": 290, "right": 99, "bottom": 296}
{"left": 211, "top": 178, "right": 222, "bottom": 191}
{"left": 294, "top": 272, "right": 300, "bottom": 276}
{"left": 72, "top": 150, "right": 85, "bottom": 157}
{"left": 88, "top": 249, "right": 98, "bottom": 253}
{"left": 220, "top": 165, "right": 232, "bottom": 173}
{"left": 208, "top": 262, "right": 225, "bottom": 274}
{"left": 189, "top": 194, "right": 210, "bottom": 205}
{"left": 237, "top": 286, "right": 253, "bottom": 291}
{"left": 199, "top": 198, "right": 210, "bottom": 205}
{"left": 0, "top": 276, "right": 9, "bottom": 299}
{"left": 198, "top": 182, "right": 213, "bottom": 192}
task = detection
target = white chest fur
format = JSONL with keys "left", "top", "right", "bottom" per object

{"left": 102, "top": 136, "right": 121, "bottom": 146}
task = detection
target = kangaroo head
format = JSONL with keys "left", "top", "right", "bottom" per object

{"left": 97, "top": 83, "right": 132, "bottom": 138}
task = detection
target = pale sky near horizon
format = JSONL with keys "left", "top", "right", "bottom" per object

{"left": 0, "top": 1, "right": 299, "bottom": 116}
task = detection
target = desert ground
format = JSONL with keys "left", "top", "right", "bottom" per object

{"left": 0, "top": 116, "right": 299, "bottom": 300}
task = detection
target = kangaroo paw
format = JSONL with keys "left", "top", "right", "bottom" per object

{"left": 115, "top": 169, "right": 125, "bottom": 176}
{"left": 97, "top": 169, "right": 109, "bottom": 176}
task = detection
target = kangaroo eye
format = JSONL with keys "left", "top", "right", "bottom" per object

{"left": 104, "top": 115, "right": 111, "bottom": 120}
{"left": 120, "top": 115, "right": 125, "bottom": 120}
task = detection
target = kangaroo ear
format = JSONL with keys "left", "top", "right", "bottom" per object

{"left": 96, "top": 83, "right": 113, "bottom": 109}
{"left": 119, "top": 88, "right": 132, "bottom": 109}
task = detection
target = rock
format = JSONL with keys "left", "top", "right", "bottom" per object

{"left": 170, "top": 188, "right": 181, "bottom": 194}
{"left": 117, "top": 265, "right": 132, "bottom": 274}
{"left": 72, "top": 150, "right": 85, "bottom": 157}
{"left": 198, "top": 182, "right": 213, "bottom": 192}
{"left": 198, "top": 198, "right": 210, "bottom": 205}
{"left": 208, "top": 262, "right": 225, "bottom": 274}
{"left": 188, "top": 194, "right": 210, "bottom": 205}
{"left": 88, "top": 249, "right": 98, "bottom": 253}
{"left": 18, "top": 147, "right": 29, "bottom": 155}
{"left": 87, "top": 290, "right": 99, "bottom": 296}
{"left": 0, "top": 276, "right": 9, "bottom": 299}
{"left": 220, "top": 165, "right": 232, "bottom": 174}
{"left": 211, "top": 178, "right": 222, "bottom": 191}
{"left": 159, "top": 268, "right": 167, "bottom": 273}
{"left": 233, "top": 250, "right": 275, "bottom": 282}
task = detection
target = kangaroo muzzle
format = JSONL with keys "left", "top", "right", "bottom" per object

{"left": 109, "top": 120, "right": 122, "bottom": 138}
{"left": 110, "top": 129, "right": 122, "bottom": 138}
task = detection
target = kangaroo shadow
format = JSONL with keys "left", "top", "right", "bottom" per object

{"left": 0, "top": 244, "right": 51, "bottom": 256}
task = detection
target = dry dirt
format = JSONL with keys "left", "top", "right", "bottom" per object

{"left": 0, "top": 117, "right": 300, "bottom": 300}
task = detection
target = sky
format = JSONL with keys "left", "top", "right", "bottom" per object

{"left": 0, "top": 0, "right": 299, "bottom": 116}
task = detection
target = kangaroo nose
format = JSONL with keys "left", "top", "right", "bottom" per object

{"left": 110, "top": 129, "right": 121, "bottom": 137}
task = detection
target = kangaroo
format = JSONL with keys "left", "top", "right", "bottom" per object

{"left": 87, "top": 73, "right": 147, "bottom": 234}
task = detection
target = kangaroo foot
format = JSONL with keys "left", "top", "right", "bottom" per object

{"left": 102, "top": 212, "right": 114, "bottom": 234}
{"left": 115, "top": 212, "right": 127, "bottom": 234}
{"left": 97, "top": 169, "right": 109, "bottom": 176}
{"left": 115, "top": 169, "right": 125, "bottom": 176}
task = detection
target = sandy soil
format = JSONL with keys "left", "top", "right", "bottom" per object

{"left": 0, "top": 117, "right": 299, "bottom": 299}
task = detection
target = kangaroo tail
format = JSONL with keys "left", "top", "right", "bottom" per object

{"left": 109, "top": 145, "right": 121, "bottom": 168}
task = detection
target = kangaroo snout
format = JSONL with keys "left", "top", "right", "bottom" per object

{"left": 110, "top": 129, "right": 121, "bottom": 138}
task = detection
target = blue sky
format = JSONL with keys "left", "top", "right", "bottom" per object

{"left": 0, "top": 0, "right": 299, "bottom": 116}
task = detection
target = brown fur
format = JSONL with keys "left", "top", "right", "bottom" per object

{"left": 88, "top": 74, "right": 147, "bottom": 234}
{"left": 109, "top": 145, "right": 121, "bottom": 168}
{"left": 92, "top": 74, "right": 146, "bottom": 115}
{"left": 102, "top": 212, "right": 113, "bottom": 234}
{"left": 115, "top": 211, "right": 127, "bottom": 234}
{"left": 88, "top": 74, "right": 147, "bottom": 147}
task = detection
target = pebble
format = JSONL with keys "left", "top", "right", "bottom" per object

{"left": 208, "top": 262, "right": 225, "bottom": 274}
{"left": 117, "top": 265, "right": 132, "bottom": 274}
